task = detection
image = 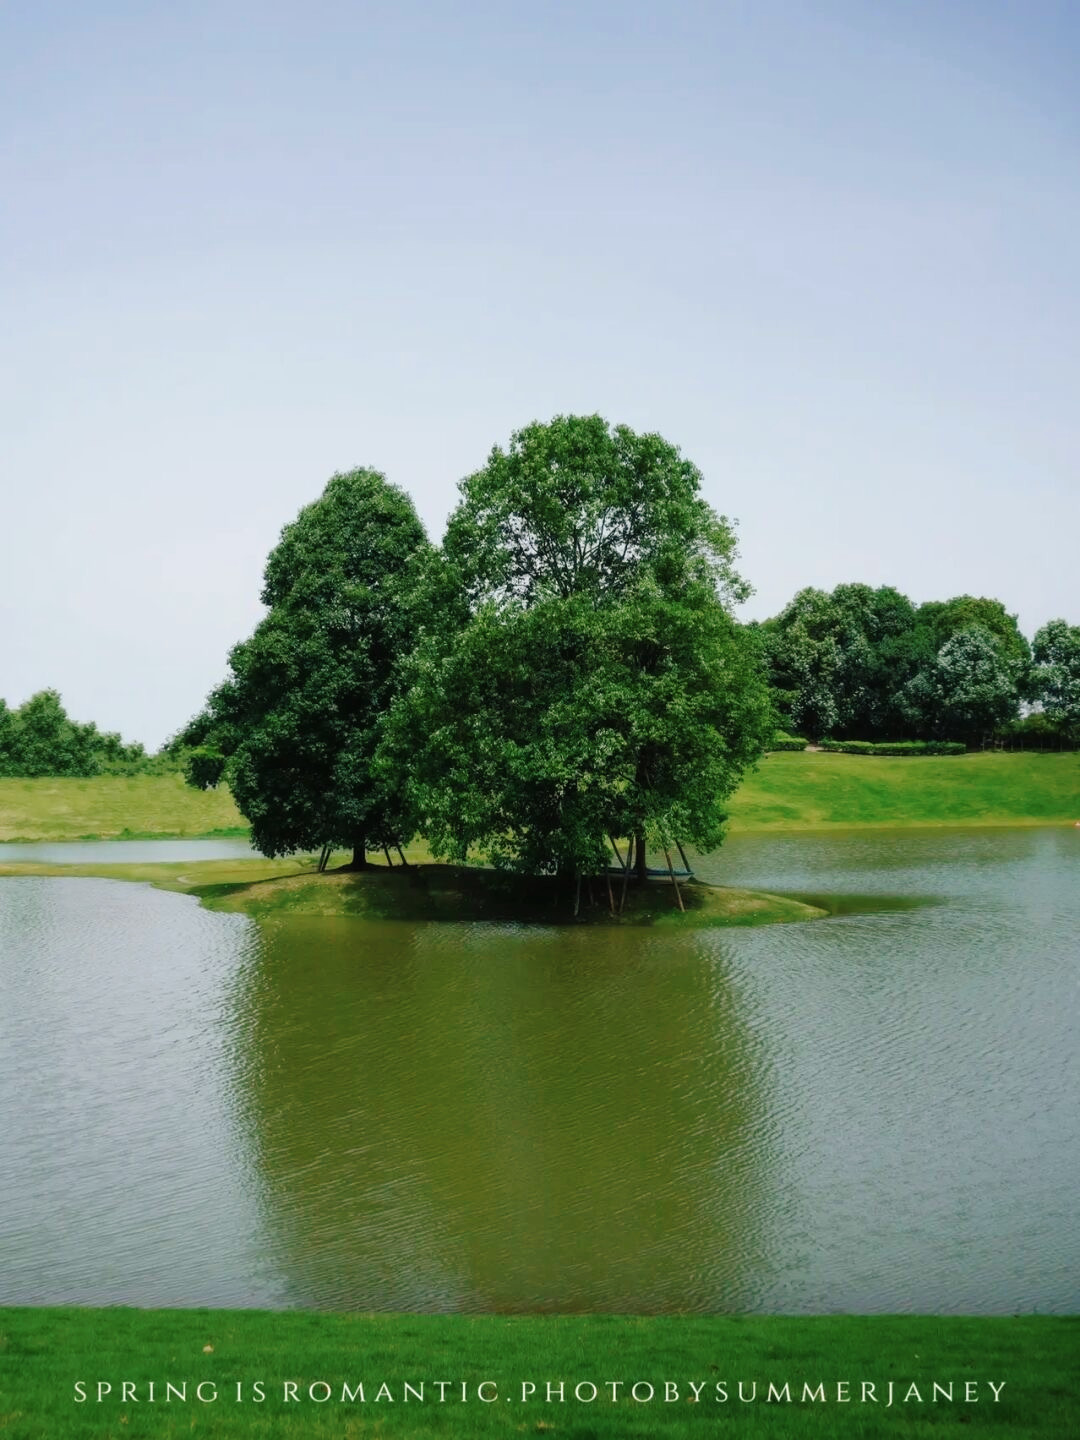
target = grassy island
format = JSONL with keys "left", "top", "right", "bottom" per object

{"left": 0, "top": 851, "right": 825, "bottom": 927}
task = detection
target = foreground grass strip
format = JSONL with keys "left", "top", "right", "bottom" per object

{"left": 0, "top": 1310, "right": 1075, "bottom": 1438}
{"left": 0, "top": 856, "right": 825, "bottom": 927}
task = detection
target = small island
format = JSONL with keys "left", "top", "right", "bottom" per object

{"left": 0, "top": 848, "right": 826, "bottom": 926}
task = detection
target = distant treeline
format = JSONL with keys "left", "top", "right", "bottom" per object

{"left": 756, "top": 586, "right": 1079, "bottom": 748}
{"left": 4, "top": 587, "right": 1077, "bottom": 781}
{"left": 0, "top": 690, "right": 166, "bottom": 778}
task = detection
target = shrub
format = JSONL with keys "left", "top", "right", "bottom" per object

{"left": 995, "top": 713, "right": 1076, "bottom": 751}
{"left": 768, "top": 733, "right": 808, "bottom": 751}
{"left": 819, "top": 739, "right": 966, "bottom": 756}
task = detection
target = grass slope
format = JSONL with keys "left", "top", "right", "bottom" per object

{"left": 2, "top": 753, "right": 1078, "bottom": 845}
{"left": 1, "top": 1309, "right": 1075, "bottom": 1439}
{"left": 730, "top": 751, "right": 1080, "bottom": 830}
{"left": 0, "top": 774, "right": 245, "bottom": 842}
{"left": 0, "top": 854, "right": 824, "bottom": 927}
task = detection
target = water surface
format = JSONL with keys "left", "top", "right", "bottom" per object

{"left": 1, "top": 828, "right": 1077, "bottom": 1312}
{"left": 0, "top": 838, "right": 256, "bottom": 863}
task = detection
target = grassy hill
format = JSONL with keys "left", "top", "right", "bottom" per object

{"left": 0, "top": 773, "right": 246, "bottom": 842}
{"left": 1, "top": 752, "right": 1078, "bottom": 844}
{"left": 730, "top": 750, "right": 1080, "bottom": 830}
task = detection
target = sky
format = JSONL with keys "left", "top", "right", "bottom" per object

{"left": 2, "top": 0, "right": 1078, "bottom": 748}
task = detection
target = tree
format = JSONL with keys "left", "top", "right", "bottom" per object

{"left": 763, "top": 584, "right": 922, "bottom": 741}
{"left": 0, "top": 700, "right": 17, "bottom": 777}
{"left": 0, "top": 690, "right": 145, "bottom": 777}
{"left": 915, "top": 595, "right": 1031, "bottom": 670}
{"left": 382, "top": 415, "right": 773, "bottom": 888}
{"left": 1031, "top": 619, "right": 1080, "bottom": 744}
{"left": 898, "top": 625, "right": 1022, "bottom": 745}
{"left": 184, "top": 468, "right": 430, "bottom": 864}
{"left": 762, "top": 591, "right": 841, "bottom": 741}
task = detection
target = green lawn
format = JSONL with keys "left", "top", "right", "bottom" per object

{"left": 1, "top": 753, "right": 1078, "bottom": 845}
{"left": 730, "top": 750, "right": 1080, "bottom": 830}
{"left": 0, "top": 774, "right": 246, "bottom": 842}
{"left": 1, "top": 1310, "right": 1074, "bottom": 1439}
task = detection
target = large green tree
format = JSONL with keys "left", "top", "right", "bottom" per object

{"left": 898, "top": 624, "right": 1023, "bottom": 744}
{"left": 382, "top": 415, "right": 773, "bottom": 889}
{"left": 914, "top": 595, "right": 1031, "bottom": 671}
{"left": 1031, "top": 619, "right": 1080, "bottom": 743}
{"left": 184, "top": 468, "right": 430, "bottom": 864}
{"left": 764, "top": 584, "right": 923, "bottom": 741}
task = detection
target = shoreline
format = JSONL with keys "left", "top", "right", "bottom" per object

{"left": 2, "top": 814, "right": 1078, "bottom": 846}
{"left": 0, "top": 855, "right": 827, "bottom": 928}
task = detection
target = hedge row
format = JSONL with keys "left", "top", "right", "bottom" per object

{"left": 768, "top": 734, "right": 808, "bottom": 751}
{"left": 819, "top": 739, "right": 967, "bottom": 756}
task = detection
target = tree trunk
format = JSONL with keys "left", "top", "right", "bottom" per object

{"left": 635, "top": 831, "right": 648, "bottom": 883}
{"left": 350, "top": 841, "right": 369, "bottom": 870}
{"left": 663, "top": 845, "right": 685, "bottom": 912}
{"left": 619, "top": 839, "right": 632, "bottom": 914}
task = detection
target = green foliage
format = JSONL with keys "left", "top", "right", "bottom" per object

{"left": 0, "top": 700, "right": 15, "bottom": 774}
{"left": 0, "top": 689, "right": 147, "bottom": 778}
{"left": 819, "top": 739, "right": 966, "bottom": 756}
{"left": 183, "top": 745, "right": 227, "bottom": 790}
{"left": 916, "top": 594, "right": 1031, "bottom": 669}
{"left": 185, "top": 468, "right": 430, "bottom": 859}
{"left": 763, "top": 584, "right": 923, "bottom": 741}
{"left": 1031, "top": 618, "right": 1080, "bottom": 741}
{"left": 898, "top": 624, "right": 1022, "bottom": 744}
{"left": 768, "top": 732, "right": 808, "bottom": 751}
{"left": 442, "top": 414, "right": 749, "bottom": 609}
{"left": 996, "top": 709, "right": 1076, "bottom": 750}
{"left": 762, "top": 587, "right": 1037, "bottom": 745}
{"left": 385, "top": 415, "right": 773, "bottom": 877}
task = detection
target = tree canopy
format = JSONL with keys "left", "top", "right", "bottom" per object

{"left": 177, "top": 425, "right": 1076, "bottom": 885}
{"left": 0, "top": 690, "right": 146, "bottom": 778}
{"left": 897, "top": 624, "right": 1023, "bottom": 745}
{"left": 183, "top": 468, "right": 430, "bottom": 863}
{"left": 1031, "top": 619, "right": 1080, "bottom": 743}
{"left": 383, "top": 415, "right": 773, "bottom": 882}
{"left": 763, "top": 585, "right": 1032, "bottom": 744}
{"left": 762, "top": 584, "right": 922, "bottom": 741}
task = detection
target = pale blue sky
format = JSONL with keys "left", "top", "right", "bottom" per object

{"left": 2, "top": 1, "right": 1078, "bottom": 746}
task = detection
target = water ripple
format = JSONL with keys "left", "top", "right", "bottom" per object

{"left": 1, "top": 829, "right": 1078, "bottom": 1313}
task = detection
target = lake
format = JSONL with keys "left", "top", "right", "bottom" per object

{"left": 1, "top": 828, "right": 1077, "bottom": 1313}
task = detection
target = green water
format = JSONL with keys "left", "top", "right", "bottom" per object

{"left": 1, "top": 829, "right": 1077, "bottom": 1313}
